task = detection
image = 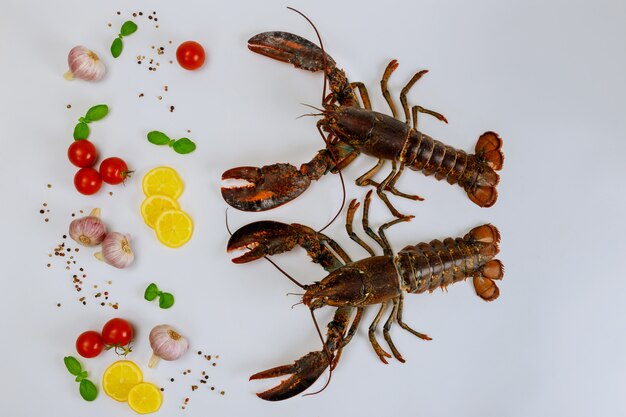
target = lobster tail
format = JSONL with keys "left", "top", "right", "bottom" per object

{"left": 473, "top": 276, "right": 500, "bottom": 301}
{"left": 465, "top": 132, "right": 503, "bottom": 207}
{"left": 476, "top": 131, "right": 504, "bottom": 170}
{"left": 466, "top": 225, "right": 503, "bottom": 302}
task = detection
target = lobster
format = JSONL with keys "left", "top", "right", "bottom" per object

{"left": 222, "top": 29, "right": 504, "bottom": 217}
{"left": 227, "top": 190, "right": 504, "bottom": 400}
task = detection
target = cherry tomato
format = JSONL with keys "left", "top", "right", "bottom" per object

{"left": 76, "top": 330, "right": 104, "bottom": 358}
{"left": 68, "top": 140, "right": 98, "bottom": 168}
{"left": 101, "top": 318, "right": 133, "bottom": 346}
{"left": 99, "top": 157, "right": 131, "bottom": 185}
{"left": 74, "top": 168, "right": 103, "bottom": 195}
{"left": 176, "top": 41, "right": 206, "bottom": 70}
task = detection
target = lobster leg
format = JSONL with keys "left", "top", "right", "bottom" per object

{"left": 349, "top": 82, "right": 372, "bottom": 109}
{"left": 345, "top": 199, "right": 376, "bottom": 256}
{"left": 222, "top": 139, "right": 358, "bottom": 212}
{"left": 250, "top": 305, "right": 354, "bottom": 401}
{"left": 399, "top": 69, "right": 448, "bottom": 128}
{"left": 397, "top": 293, "right": 432, "bottom": 341}
{"left": 381, "top": 60, "right": 400, "bottom": 118}
{"left": 227, "top": 220, "right": 351, "bottom": 271}
{"left": 368, "top": 302, "right": 392, "bottom": 364}
{"left": 383, "top": 298, "right": 406, "bottom": 363}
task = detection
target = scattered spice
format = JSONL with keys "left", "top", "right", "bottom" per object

{"left": 67, "top": 104, "right": 72, "bottom": 109}
{"left": 45, "top": 209, "right": 120, "bottom": 309}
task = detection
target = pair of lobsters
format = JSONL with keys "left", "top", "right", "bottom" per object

{"left": 222, "top": 17, "right": 504, "bottom": 401}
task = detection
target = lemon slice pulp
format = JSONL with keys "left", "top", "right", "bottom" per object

{"left": 154, "top": 209, "right": 194, "bottom": 248}
{"left": 142, "top": 166, "right": 183, "bottom": 199}
{"left": 127, "top": 382, "right": 163, "bottom": 414}
{"left": 141, "top": 195, "right": 180, "bottom": 229}
{"left": 102, "top": 360, "right": 143, "bottom": 402}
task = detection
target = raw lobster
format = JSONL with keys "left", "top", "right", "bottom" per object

{"left": 222, "top": 31, "right": 504, "bottom": 217}
{"left": 227, "top": 191, "right": 504, "bottom": 400}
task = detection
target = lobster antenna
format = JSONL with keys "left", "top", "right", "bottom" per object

{"left": 317, "top": 131, "right": 347, "bottom": 233}
{"left": 263, "top": 255, "right": 306, "bottom": 289}
{"left": 287, "top": 7, "right": 347, "bottom": 234}
{"left": 287, "top": 7, "right": 328, "bottom": 103}
{"left": 302, "top": 309, "right": 333, "bottom": 397}
{"left": 224, "top": 208, "right": 233, "bottom": 236}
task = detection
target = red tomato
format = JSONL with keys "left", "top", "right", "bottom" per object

{"left": 176, "top": 41, "right": 206, "bottom": 70}
{"left": 68, "top": 140, "right": 98, "bottom": 168}
{"left": 101, "top": 318, "right": 133, "bottom": 346}
{"left": 76, "top": 330, "right": 104, "bottom": 358}
{"left": 99, "top": 157, "right": 131, "bottom": 185}
{"left": 74, "top": 168, "right": 103, "bottom": 195}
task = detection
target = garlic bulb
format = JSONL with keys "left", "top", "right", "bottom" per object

{"left": 64, "top": 46, "right": 106, "bottom": 81}
{"left": 95, "top": 232, "right": 134, "bottom": 269}
{"left": 69, "top": 208, "right": 106, "bottom": 246}
{"left": 148, "top": 325, "right": 189, "bottom": 368}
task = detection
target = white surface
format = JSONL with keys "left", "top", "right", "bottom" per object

{"left": 1, "top": 0, "right": 626, "bottom": 416}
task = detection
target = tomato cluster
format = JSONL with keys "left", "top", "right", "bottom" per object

{"left": 68, "top": 140, "right": 132, "bottom": 195}
{"left": 75, "top": 318, "right": 134, "bottom": 358}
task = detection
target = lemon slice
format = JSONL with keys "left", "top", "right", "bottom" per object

{"left": 142, "top": 166, "right": 184, "bottom": 199}
{"left": 155, "top": 209, "right": 194, "bottom": 248}
{"left": 102, "top": 360, "right": 143, "bottom": 402}
{"left": 127, "top": 383, "right": 163, "bottom": 414}
{"left": 141, "top": 195, "right": 181, "bottom": 229}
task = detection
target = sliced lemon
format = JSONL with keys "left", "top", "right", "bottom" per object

{"left": 141, "top": 195, "right": 181, "bottom": 229}
{"left": 102, "top": 360, "right": 143, "bottom": 402}
{"left": 142, "top": 166, "right": 184, "bottom": 199}
{"left": 155, "top": 209, "right": 193, "bottom": 248}
{"left": 127, "top": 382, "right": 163, "bottom": 414}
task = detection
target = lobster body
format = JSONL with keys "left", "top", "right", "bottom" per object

{"left": 324, "top": 106, "right": 502, "bottom": 207}
{"left": 222, "top": 31, "right": 504, "bottom": 214}
{"left": 228, "top": 192, "right": 504, "bottom": 400}
{"left": 304, "top": 224, "right": 502, "bottom": 311}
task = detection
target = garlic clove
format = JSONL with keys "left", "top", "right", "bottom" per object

{"left": 69, "top": 208, "right": 107, "bottom": 247}
{"left": 65, "top": 46, "right": 106, "bottom": 82}
{"left": 96, "top": 232, "right": 135, "bottom": 269}
{"left": 148, "top": 325, "right": 189, "bottom": 368}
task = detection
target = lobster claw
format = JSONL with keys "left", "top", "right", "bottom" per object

{"left": 227, "top": 221, "right": 300, "bottom": 263}
{"left": 222, "top": 164, "right": 311, "bottom": 212}
{"left": 250, "top": 351, "right": 329, "bottom": 401}
{"left": 248, "top": 31, "right": 336, "bottom": 73}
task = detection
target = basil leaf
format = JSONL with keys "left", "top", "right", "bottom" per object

{"left": 64, "top": 356, "right": 82, "bottom": 376}
{"left": 144, "top": 283, "right": 159, "bottom": 301}
{"left": 172, "top": 138, "right": 196, "bottom": 154}
{"left": 158, "top": 292, "right": 175, "bottom": 309}
{"left": 79, "top": 379, "right": 98, "bottom": 402}
{"left": 85, "top": 105, "right": 109, "bottom": 122}
{"left": 111, "top": 37, "right": 123, "bottom": 58}
{"left": 73, "top": 122, "right": 90, "bottom": 140}
{"left": 147, "top": 131, "right": 171, "bottom": 145}
{"left": 120, "top": 21, "right": 138, "bottom": 36}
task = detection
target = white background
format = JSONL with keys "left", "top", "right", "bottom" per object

{"left": 1, "top": 0, "right": 625, "bottom": 416}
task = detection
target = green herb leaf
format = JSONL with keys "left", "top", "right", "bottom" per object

{"left": 111, "top": 37, "right": 123, "bottom": 58}
{"left": 79, "top": 379, "right": 98, "bottom": 402}
{"left": 158, "top": 292, "right": 175, "bottom": 309}
{"left": 64, "top": 356, "right": 82, "bottom": 376}
{"left": 73, "top": 122, "right": 90, "bottom": 140}
{"left": 120, "top": 21, "right": 138, "bottom": 36}
{"left": 147, "top": 131, "right": 171, "bottom": 145}
{"left": 85, "top": 105, "right": 109, "bottom": 122}
{"left": 144, "top": 283, "right": 159, "bottom": 301}
{"left": 172, "top": 138, "right": 197, "bottom": 154}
